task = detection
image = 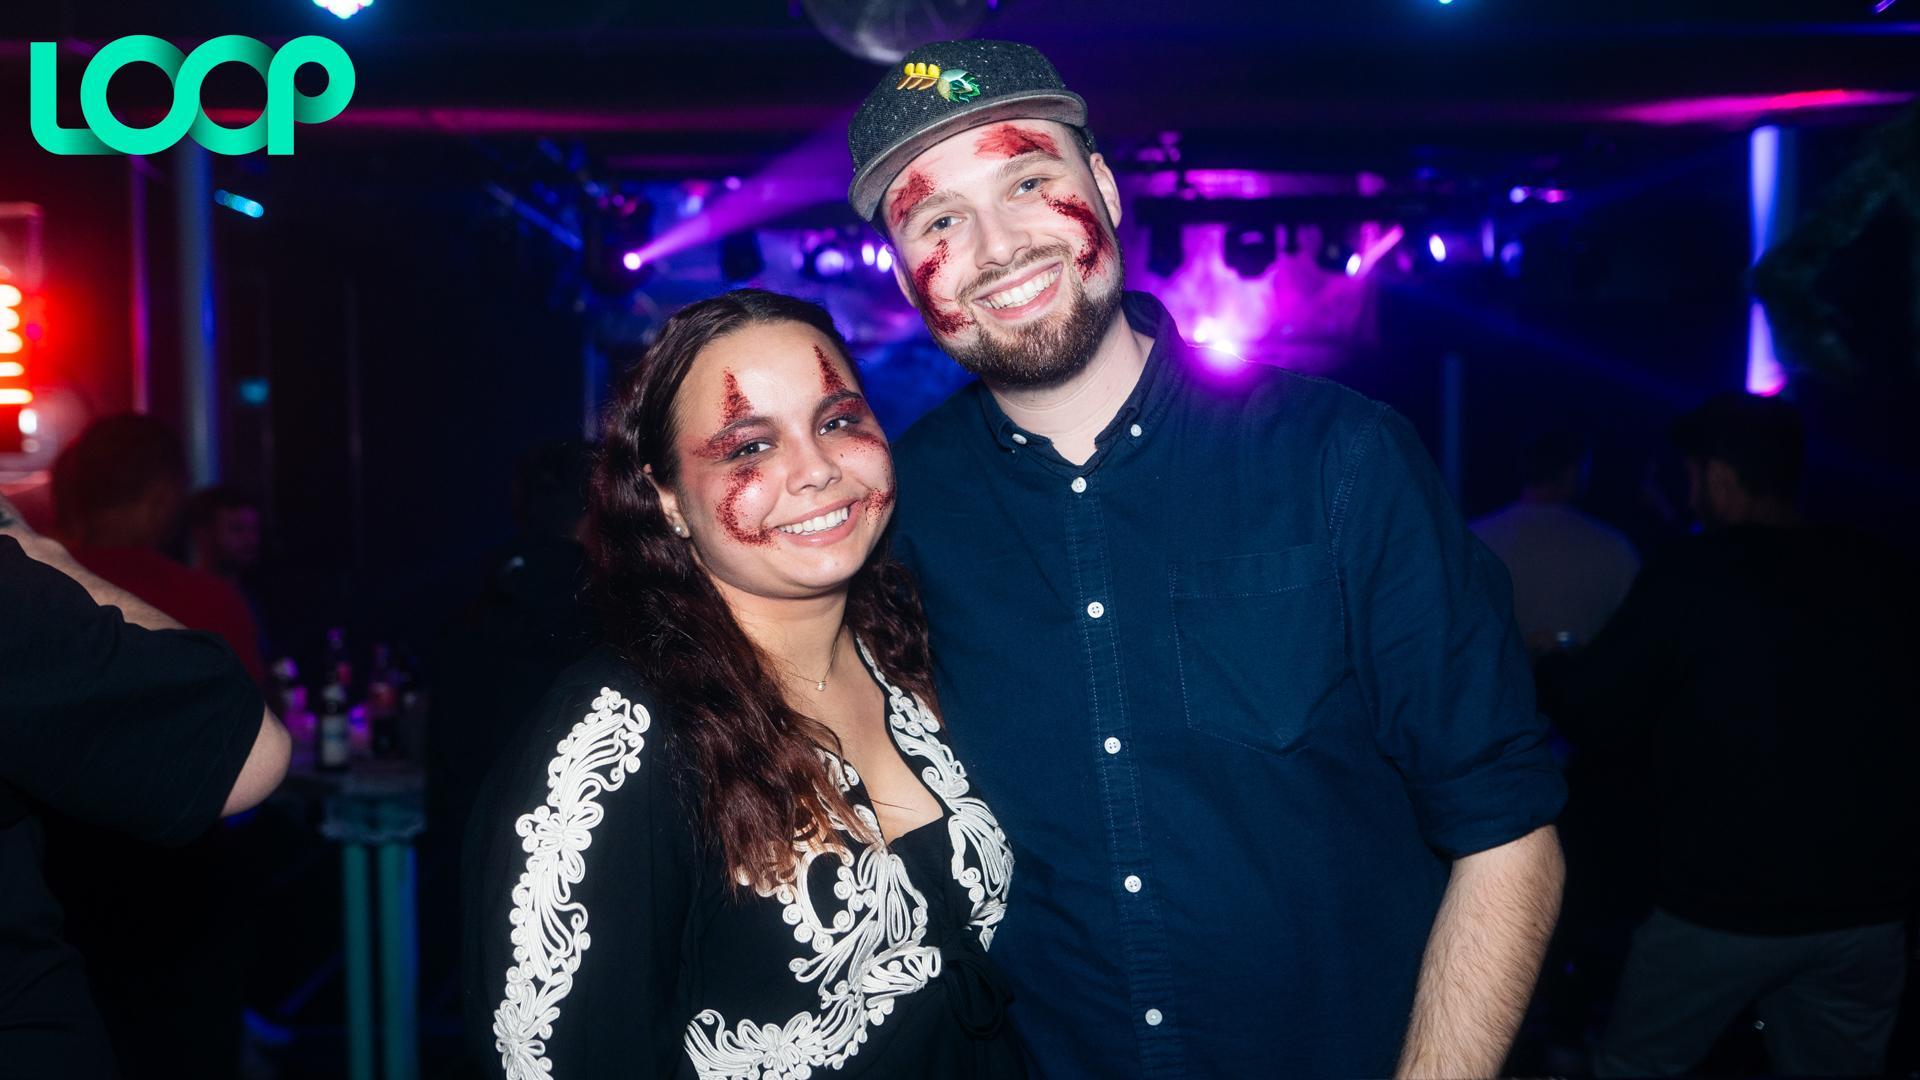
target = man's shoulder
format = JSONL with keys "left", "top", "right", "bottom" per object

{"left": 891, "top": 380, "right": 985, "bottom": 481}
{"left": 1183, "top": 360, "right": 1385, "bottom": 443}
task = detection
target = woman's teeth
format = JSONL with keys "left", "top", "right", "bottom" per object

{"left": 776, "top": 506, "right": 851, "bottom": 535}
{"left": 979, "top": 267, "right": 1060, "bottom": 310}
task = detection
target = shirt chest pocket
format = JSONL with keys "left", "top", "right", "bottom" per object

{"left": 1169, "top": 543, "right": 1350, "bottom": 758}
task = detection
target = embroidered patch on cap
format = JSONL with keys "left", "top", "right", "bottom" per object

{"left": 895, "top": 62, "right": 981, "bottom": 102}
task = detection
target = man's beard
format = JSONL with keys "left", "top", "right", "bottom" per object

{"left": 928, "top": 245, "right": 1125, "bottom": 391}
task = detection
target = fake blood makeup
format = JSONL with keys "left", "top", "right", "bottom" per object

{"left": 889, "top": 170, "right": 935, "bottom": 230}
{"left": 974, "top": 124, "right": 1061, "bottom": 160}
{"left": 1044, "top": 194, "right": 1110, "bottom": 280}
{"left": 912, "top": 240, "right": 970, "bottom": 336}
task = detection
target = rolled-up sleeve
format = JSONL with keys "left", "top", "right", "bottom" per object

{"left": 1333, "top": 406, "right": 1565, "bottom": 858}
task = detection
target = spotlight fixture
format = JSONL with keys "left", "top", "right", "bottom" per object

{"left": 804, "top": 241, "right": 853, "bottom": 280}
{"left": 1223, "top": 223, "right": 1276, "bottom": 279}
{"left": 314, "top": 0, "right": 374, "bottom": 17}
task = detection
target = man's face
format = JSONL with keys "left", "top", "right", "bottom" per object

{"left": 200, "top": 506, "right": 261, "bottom": 570}
{"left": 881, "top": 119, "right": 1125, "bottom": 388}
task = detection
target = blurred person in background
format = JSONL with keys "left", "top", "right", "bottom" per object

{"left": 421, "top": 439, "right": 597, "bottom": 1044}
{"left": 0, "top": 494, "right": 289, "bottom": 1080}
{"left": 1472, "top": 429, "right": 1640, "bottom": 656}
{"left": 52, "top": 415, "right": 264, "bottom": 685}
{"left": 186, "top": 486, "right": 274, "bottom": 665}
{"left": 1538, "top": 392, "right": 1919, "bottom": 1077}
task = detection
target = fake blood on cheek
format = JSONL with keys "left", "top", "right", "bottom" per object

{"left": 1045, "top": 194, "right": 1111, "bottom": 280}
{"left": 912, "top": 240, "right": 970, "bottom": 337}
{"left": 717, "top": 464, "right": 773, "bottom": 547}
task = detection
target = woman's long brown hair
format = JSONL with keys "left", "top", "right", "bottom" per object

{"left": 591, "top": 288, "right": 937, "bottom": 889}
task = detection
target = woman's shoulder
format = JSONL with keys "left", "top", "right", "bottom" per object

{"left": 485, "top": 644, "right": 676, "bottom": 790}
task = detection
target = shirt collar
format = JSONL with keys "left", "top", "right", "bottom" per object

{"left": 974, "top": 290, "right": 1189, "bottom": 454}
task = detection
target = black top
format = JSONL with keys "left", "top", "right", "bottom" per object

{"left": 0, "top": 536, "right": 263, "bottom": 1076}
{"left": 1538, "top": 524, "right": 1920, "bottom": 934}
{"left": 889, "top": 292, "right": 1567, "bottom": 1079}
{"left": 463, "top": 643, "right": 1023, "bottom": 1080}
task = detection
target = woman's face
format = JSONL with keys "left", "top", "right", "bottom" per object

{"left": 656, "top": 320, "right": 894, "bottom": 603}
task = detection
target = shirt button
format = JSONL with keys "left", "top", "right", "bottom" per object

{"left": 1010, "top": 432, "right": 1028, "bottom": 445}
{"left": 1145, "top": 1008, "right": 1164, "bottom": 1026}
{"left": 1103, "top": 737, "right": 1122, "bottom": 754}
{"left": 1070, "top": 476, "right": 1087, "bottom": 494}
{"left": 1123, "top": 874, "right": 1142, "bottom": 893}
{"left": 1130, "top": 423, "right": 1143, "bottom": 438}
{"left": 1086, "top": 601, "right": 1105, "bottom": 619}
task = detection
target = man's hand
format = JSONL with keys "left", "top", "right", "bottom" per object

{"left": 0, "top": 491, "right": 76, "bottom": 569}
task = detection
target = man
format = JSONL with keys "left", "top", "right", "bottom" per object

{"left": 848, "top": 40, "right": 1567, "bottom": 1078}
{"left": 0, "top": 494, "right": 290, "bottom": 1078}
{"left": 186, "top": 486, "right": 263, "bottom": 582}
{"left": 1538, "top": 393, "right": 1917, "bottom": 1077}
{"left": 1471, "top": 430, "right": 1639, "bottom": 655}
{"left": 53, "top": 415, "right": 265, "bottom": 684}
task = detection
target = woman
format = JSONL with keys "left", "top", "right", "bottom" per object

{"left": 465, "top": 290, "right": 1022, "bottom": 1079}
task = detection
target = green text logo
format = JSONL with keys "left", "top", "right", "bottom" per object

{"left": 31, "top": 36, "right": 354, "bottom": 155}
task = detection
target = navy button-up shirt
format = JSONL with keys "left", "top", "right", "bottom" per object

{"left": 890, "top": 292, "right": 1566, "bottom": 1079}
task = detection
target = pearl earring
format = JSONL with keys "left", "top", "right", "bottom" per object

{"left": 672, "top": 522, "right": 689, "bottom": 537}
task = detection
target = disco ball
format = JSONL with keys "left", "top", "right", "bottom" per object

{"left": 801, "top": 0, "right": 992, "bottom": 64}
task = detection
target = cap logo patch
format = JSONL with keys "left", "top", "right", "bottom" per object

{"left": 896, "top": 61, "right": 981, "bottom": 103}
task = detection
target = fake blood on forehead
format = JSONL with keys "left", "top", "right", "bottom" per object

{"left": 974, "top": 124, "right": 1060, "bottom": 159}
{"left": 721, "top": 370, "right": 753, "bottom": 424}
{"left": 889, "top": 170, "right": 935, "bottom": 230}
{"left": 814, "top": 346, "right": 850, "bottom": 395}
{"left": 1044, "top": 194, "right": 1111, "bottom": 280}
{"left": 912, "top": 240, "right": 970, "bottom": 336}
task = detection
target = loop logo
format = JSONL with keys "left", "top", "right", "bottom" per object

{"left": 30, "top": 36, "right": 354, "bottom": 156}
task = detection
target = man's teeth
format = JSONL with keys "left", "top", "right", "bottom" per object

{"left": 776, "top": 506, "right": 851, "bottom": 535}
{"left": 979, "top": 267, "right": 1060, "bottom": 310}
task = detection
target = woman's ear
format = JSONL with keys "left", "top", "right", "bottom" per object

{"left": 644, "top": 464, "right": 688, "bottom": 536}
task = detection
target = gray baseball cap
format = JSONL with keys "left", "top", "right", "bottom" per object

{"left": 847, "top": 39, "right": 1088, "bottom": 223}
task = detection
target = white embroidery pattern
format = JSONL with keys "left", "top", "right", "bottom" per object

{"left": 493, "top": 686, "right": 651, "bottom": 1080}
{"left": 681, "top": 642, "right": 1014, "bottom": 1079}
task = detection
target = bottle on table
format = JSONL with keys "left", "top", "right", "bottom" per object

{"left": 318, "top": 661, "right": 353, "bottom": 772}
{"left": 367, "top": 643, "right": 399, "bottom": 760}
{"left": 270, "top": 657, "right": 312, "bottom": 748}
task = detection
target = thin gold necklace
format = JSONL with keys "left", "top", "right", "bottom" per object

{"left": 792, "top": 642, "right": 839, "bottom": 692}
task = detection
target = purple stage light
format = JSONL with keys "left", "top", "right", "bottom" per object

{"left": 1350, "top": 225, "right": 1406, "bottom": 278}
{"left": 1539, "top": 188, "right": 1569, "bottom": 204}
{"left": 1747, "top": 125, "right": 1787, "bottom": 396}
{"left": 814, "top": 247, "right": 850, "bottom": 276}
{"left": 861, "top": 243, "right": 876, "bottom": 267}
{"left": 1427, "top": 235, "right": 1447, "bottom": 262}
{"left": 1509, "top": 186, "right": 1530, "bottom": 204}
{"left": 876, "top": 247, "right": 894, "bottom": 272}
{"left": 624, "top": 129, "right": 848, "bottom": 268}
{"left": 1610, "top": 89, "right": 1912, "bottom": 126}
{"left": 1344, "top": 253, "right": 1363, "bottom": 277}
{"left": 622, "top": 252, "right": 644, "bottom": 271}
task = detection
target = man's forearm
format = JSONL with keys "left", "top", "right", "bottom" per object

{"left": 1, "top": 496, "right": 183, "bottom": 631}
{"left": 1395, "top": 825, "right": 1564, "bottom": 1080}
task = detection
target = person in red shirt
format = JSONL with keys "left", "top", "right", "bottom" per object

{"left": 50, "top": 415, "right": 265, "bottom": 686}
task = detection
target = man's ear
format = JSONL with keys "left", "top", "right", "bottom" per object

{"left": 1088, "top": 151, "right": 1123, "bottom": 230}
